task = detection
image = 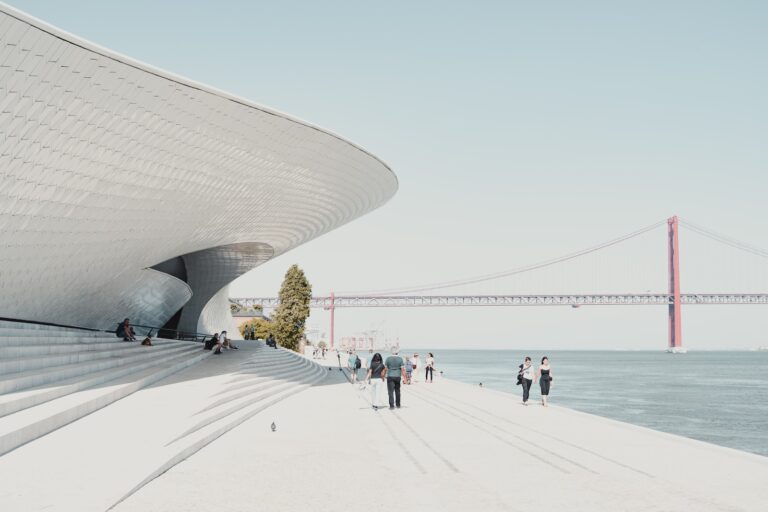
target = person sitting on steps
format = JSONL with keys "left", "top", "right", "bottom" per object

{"left": 220, "top": 330, "right": 239, "bottom": 350}
{"left": 116, "top": 318, "right": 136, "bottom": 341}
{"left": 204, "top": 333, "right": 223, "bottom": 354}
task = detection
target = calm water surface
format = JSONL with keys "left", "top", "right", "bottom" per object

{"left": 401, "top": 349, "right": 768, "bottom": 457}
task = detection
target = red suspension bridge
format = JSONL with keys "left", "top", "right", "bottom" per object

{"left": 231, "top": 216, "right": 768, "bottom": 352}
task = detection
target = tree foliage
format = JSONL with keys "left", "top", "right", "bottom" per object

{"left": 272, "top": 264, "right": 312, "bottom": 352}
{"left": 238, "top": 318, "right": 272, "bottom": 339}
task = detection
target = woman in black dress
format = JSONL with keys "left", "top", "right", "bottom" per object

{"left": 536, "top": 356, "right": 553, "bottom": 406}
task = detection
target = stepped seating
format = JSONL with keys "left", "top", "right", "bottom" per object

{"left": 0, "top": 334, "right": 328, "bottom": 510}
{"left": 111, "top": 341, "right": 329, "bottom": 508}
{"left": 0, "top": 321, "right": 210, "bottom": 455}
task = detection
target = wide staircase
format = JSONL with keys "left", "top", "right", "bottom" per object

{"left": 0, "top": 325, "right": 329, "bottom": 511}
{"left": 114, "top": 341, "right": 330, "bottom": 506}
{"left": 0, "top": 320, "right": 209, "bottom": 456}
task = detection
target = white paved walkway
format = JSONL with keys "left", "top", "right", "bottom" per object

{"left": 115, "top": 365, "right": 768, "bottom": 512}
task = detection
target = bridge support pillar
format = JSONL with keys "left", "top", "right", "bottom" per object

{"left": 668, "top": 216, "right": 683, "bottom": 351}
{"left": 329, "top": 292, "right": 335, "bottom": 349}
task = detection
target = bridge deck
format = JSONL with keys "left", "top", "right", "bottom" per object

{"left": 233, "top": 293, "right": 768, "bottom": 308}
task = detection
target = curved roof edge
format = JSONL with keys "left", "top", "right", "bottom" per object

{"left": 0, "top": 1, "right": 398, "bottom": 187}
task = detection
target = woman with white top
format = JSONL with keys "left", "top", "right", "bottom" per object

{"left": 424, "top": 352, "right": 435, "bottom": 384}
{"left": 425, "top": 352, "right": 435, "bottom": 383}
{"left": 518, "top": 356, "right": 535, "bottom": 405}
{"left": 536, "top": 356, "right": 553, "bottom": 406}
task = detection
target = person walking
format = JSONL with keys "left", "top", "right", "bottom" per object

{"left": 385, "top": 348, "right": 407, "bottom": 409}
{"left": 404, "top": 357, "right": 413, "bottom": 384}
{"left": 366, "top": 353, "right": 386, "bottom": 410}
{"left": 536, "top": 356, "right": 553, "bottom": 407}
{"left": 347, "top": 350, "right": 359, "bottom": 384}
{"left": 411, "top": 353, "right": 420, "bottom": 383}
{"left": 425, "top": 352, "right": 435, "bottom": 383}
{"left": 518, "top": 356, "right": 535, "bottom": 405}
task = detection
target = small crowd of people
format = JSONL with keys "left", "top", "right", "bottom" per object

{"left": 345, "top": 348, "right": 436, "bottom": 410}
{"left": 203, "top": 330, "right": 239, "bottom": 354}
{"left": 312, "top": 346, "right": 327, "bottom": 359}
{"left": 243, "top": 325, "right": 259, "bottom": 340}
{"left": 517, "top": 356, "right": 553, "bottom": 406}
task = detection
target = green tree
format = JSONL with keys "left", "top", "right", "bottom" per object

{"left": 272, "top": 264, "right": 312, "bottom": 351}
{"left": 238, "top": 318, "right": 273, "bottom": 339}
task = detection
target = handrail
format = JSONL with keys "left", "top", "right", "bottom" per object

{"left": 0, "top": 317, "right": 213, "bottom": 344}
{"left": 0, "top": 316, "right": 103, "bottom": 332}
{"left": 131, "top": 324, "right": 212, "bottom": 343}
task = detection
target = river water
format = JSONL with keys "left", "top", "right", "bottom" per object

{"left": 400, "top": 349, "right": 768, "bottom": 457}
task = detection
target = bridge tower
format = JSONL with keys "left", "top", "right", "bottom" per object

{"left": 667, "top": 216, "right": 683, "bottom": 351}
{"left": 329, "top": 292, "right": 335, "bottom": 349}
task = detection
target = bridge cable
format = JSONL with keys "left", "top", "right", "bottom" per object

{"left": 340, "top": 220, "right": 667, "bottom": 296}
{"left": 679, "top": 218, "right": 768, "bottom": 260}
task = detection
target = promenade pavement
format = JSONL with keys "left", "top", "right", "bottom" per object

{"left": 115, "top": 352, "right": 768, "bottom": 512}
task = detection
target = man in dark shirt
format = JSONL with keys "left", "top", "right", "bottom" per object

{"left": 384, "top": 348, "right": 407, "bottom": 409}
{"left": 116, "top": 318, "right": 136, "bottom": 341}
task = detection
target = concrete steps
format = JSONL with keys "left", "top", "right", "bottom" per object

{"left": 0, "top": 337, "right": 328, "bottom": 511}
{"left": 0, "top": 344, "right": 202, "bottom": 418}
{"left": 110, "top": 342, "right": 328, "bottom": 509}
{"left": 0, "top": 340, "right": 199, "bottom": 395}
{"left": 0, "top": 321, "right": 211, "bottom": 456}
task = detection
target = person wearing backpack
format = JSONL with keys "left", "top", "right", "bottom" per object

{"left": 347, "top": 350, "right": 359, "bottom": 384}
{"left": 518, "top": 356, "right": 535, "bottom": 405}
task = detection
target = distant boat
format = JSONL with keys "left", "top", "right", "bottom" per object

{"left": 666, "top": 347, "right": 688, "bottom": 354}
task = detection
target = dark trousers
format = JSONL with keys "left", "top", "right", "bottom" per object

{"left": 387, "top": 377, "right": 401, "bottom": 407}
{"left": 425, "top": 366, "right": 433, "bottom": 382}
{"left": 522, "top": 378, "right": 532, "bottom": 402}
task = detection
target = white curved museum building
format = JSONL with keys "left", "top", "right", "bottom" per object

{"left": 0, "top": 4, "right": 398, "bottom": 336}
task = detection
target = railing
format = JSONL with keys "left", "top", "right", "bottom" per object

{"left": 0, "top": 317, "right": 213, "bottom": 343}
{"left": 132, "top": 324, "right": 212, "bottom": 343}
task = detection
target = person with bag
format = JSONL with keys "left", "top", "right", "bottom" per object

{"left": 536, "top": 356, "right": 553, "bottom": 406}
{"left": 366, "top": 353, "right": 387, "bottom": 410}
{"left": 347, "top": 350, "right": 359, "bottom": 384}
{"left": 518, "top": 356, "right": 535, "bottom": 405}
{"left": 411, "top": 353, "right": 420, "bottom": 383}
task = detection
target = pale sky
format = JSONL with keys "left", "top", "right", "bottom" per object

{"left": 11, "top": 0, "right": 768, "bottom": 349}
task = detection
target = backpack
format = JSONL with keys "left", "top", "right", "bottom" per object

{"left": 355, "top": 356, "right": 361, "bottom": 369}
